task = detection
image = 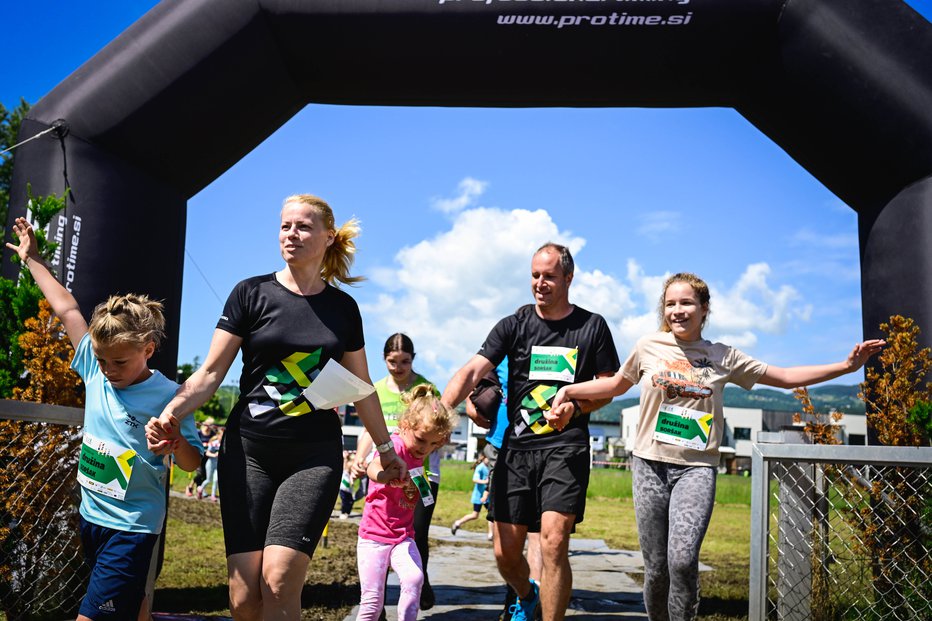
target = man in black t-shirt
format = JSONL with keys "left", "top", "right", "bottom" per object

{"left": 442, "top": 243, "right": 619, "bottom": 621}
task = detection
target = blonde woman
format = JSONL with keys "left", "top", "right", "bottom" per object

{"left": 147, "top": 195, "right": 405, "bottom": 621}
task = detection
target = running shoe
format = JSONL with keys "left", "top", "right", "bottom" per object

{"left": 508, "top": 580, "right": 539, "bottom": 621}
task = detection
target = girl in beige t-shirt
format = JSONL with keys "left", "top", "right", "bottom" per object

{"left": 549, "top": 272, "right": 884, "bottom": 621}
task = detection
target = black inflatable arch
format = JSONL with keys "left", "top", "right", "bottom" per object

{"left": 5, "top": 0, "right": 932, "bottom": 372}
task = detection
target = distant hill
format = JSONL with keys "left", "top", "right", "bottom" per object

{"left": 589, "top": 384, "right": 864, "bottom": 424}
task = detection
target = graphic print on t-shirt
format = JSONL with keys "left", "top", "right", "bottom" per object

{"left": 247, "top": 348, "right": 322, "bottom": 418}
{"left": 516, "top": 383, "right": 558, "bottom": 437}
{"left": 650, "top": 359, "right": 713, "bottom": 401}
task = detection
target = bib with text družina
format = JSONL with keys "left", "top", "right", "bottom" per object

{"left": 77, "top": 432, "right": 136, "bottom": 501}
{"left": 653, "top": 404, "right": 713, "bottom": 451}
{"left": 528, "top": 346, "right": 577, "bottom": 383}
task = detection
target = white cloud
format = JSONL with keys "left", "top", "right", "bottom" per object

{"left": 636, "top": 210, "right": 681, "bottom": 243}
{"left": 705, "top": 263, "right": 812, "bottom": 339}
{"left": 430, "top": 177, "right": 488, "bottom": 214}
{"left": 364, "top": 181, "right": 814, "bottom": 383}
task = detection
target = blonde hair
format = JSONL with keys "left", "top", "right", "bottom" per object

{"left": 282, "top": 194, "right": 364, "bottom": 286}
{"left": 658, "top": 272, "right": 711, "bottom": 332}
{"left": 399, "top": 383, "right": 458, "bottom": 439}
{"left": 88, "top": 293, "right": 166, "bottom": 349}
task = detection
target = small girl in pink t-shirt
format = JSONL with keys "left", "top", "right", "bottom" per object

{"left": 356, "top": 384, "right": 458, "bottom": 621}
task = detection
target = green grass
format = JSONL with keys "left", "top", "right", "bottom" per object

{"left": 159, "top": 460, "right": 754, "bottom": 621}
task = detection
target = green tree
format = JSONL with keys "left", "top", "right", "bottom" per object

{"left": 1, "top": 98, "right": 31, "bottom": 228}
{"left": 0, "top": 185, "right": 67, "bottom": 398}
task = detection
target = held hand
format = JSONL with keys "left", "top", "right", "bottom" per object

{"left": 5, "top": 217, "right": 41, "bottom": 264}
{"left": 551, "top": 386, "right": 570, "bottom": 410}
{"left": 145, "top": 412, "right": 180, "bottom": 452}
{"left": 544, "top": 401, "right": 576, "bottom": 432}
{"left": 379, "top": 450, "right": 408, "bottom": 484}
{"left": 846, "top": 339, "right": 886, "bottom": 370}
{"left": 465, "top": 398, "right": 491, "bottom": 429}
{"left": 351, "top": 453, "right": 368, "bottom": 479}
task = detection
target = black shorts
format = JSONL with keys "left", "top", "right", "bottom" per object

{"left": 218, "top": 429, "right": 342, "bottom": 557}
{"left": 488, "top": 444, "right": 590, "bottom": 532}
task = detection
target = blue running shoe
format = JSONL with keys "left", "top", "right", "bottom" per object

{"left": 508, "top": 580, "right": 540, "bottom": 621}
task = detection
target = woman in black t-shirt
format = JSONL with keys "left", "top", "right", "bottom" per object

{"left": 147, "top": 194, "right": 405, "bottom": 621}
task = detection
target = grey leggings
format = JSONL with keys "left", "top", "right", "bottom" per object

{"left": 632, "top": 456, "right": 716, "bottom": 621}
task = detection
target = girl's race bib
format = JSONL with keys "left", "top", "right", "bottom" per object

{"left": 653, "top": 404, "right": 714, "bottom": 451}
{"left": 408, "top": 467, "right": 435, "bottom": 507}
{"left": 77, "top": 432, "right": 136, "bottom": 501}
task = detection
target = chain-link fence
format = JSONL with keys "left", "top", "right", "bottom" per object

{"left": 0, "top": 400, "right": 85, "bottom": 621}
{"left": 749, "top": 443, "right": 932, "bottom": 621}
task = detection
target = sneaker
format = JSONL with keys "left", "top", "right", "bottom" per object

{"left": 508, "top": 580, "right": 539, "bottom": 621}
{"left": 196, "top": 486, "right": 204, "bottom": 500}
{"left": 451, "top": 521, "right": 459, "bottom": 535}
{"left": 184, "top": 485, "right": 194, "bottom": 497}
{"left": 339, "top": 513, "right": 349, "bottom": 519}
{"left": 420, "top": 579, "right": 435, "bottom": 610}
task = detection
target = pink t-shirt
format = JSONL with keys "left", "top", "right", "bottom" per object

{"left": 358, "top": 434, "right": 425, "bottom": 544}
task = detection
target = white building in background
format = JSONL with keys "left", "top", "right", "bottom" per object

{"left": 340, "top": 402, "right": 867, "bottom": 470}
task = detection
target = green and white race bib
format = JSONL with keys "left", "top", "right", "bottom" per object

{"left": 528, "top": 346, "right": 577, "bottom": 383}
{"left": 77, "top": 432, "right": 136, "bottom": 501}
{"left": 653, "top": 404, "right": 713, "bottom": 451}
{"left": 409, "top": 466, "right": 434, "bottom": 507}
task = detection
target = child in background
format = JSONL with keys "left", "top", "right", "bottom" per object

{"left": 340, "top": 451, "right": 357, "bottom": 518}
{"left": 451, "top": 453, "right": 492, "bottom": 539}
{"left": 7, "top": 217, "right": 203, "bottom": 621}
{"left": 197, "top": 427, "right": 223, "bottom": 501}
{"left": 356, "top": 384, "right": 458, "bottom": 621}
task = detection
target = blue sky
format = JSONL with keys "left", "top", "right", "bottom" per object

{"left": 4, "top": 1, "right": 931, "bottom": 391}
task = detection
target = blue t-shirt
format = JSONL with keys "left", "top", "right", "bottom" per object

{"left": 485, "top": 360, "right": 508, "bottom": 450}
{"left": 470, "top": 462, "right": 490, "bottom": 505}
{"left": 71, "top": 334, "right": 201, "bottom": 533}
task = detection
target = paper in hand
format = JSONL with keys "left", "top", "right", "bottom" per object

{"left": 301, "top": 359, "right": 375, "bottom": 410}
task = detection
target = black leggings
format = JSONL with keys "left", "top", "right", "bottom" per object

{"left": 412, "top": 481, "right": 440, "bottom": 579}
{"left": 218, "top": 429, "right": 342, "bottom": 557}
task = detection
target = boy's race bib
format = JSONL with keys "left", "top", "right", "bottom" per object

{"left": 528, "top": 346, "right": 577, "bottom": 383}
{"left": 653, "top": 404, "right": 713, "bottom": 451}
{"left": 77, "top": 432, "right": 136, "bottom": 501}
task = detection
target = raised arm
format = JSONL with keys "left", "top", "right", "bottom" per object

{"left": 6, "top": 217, "right": 87, "bottom": 348}
{"left": 342, "top": 347, "right": 407, "bottom": 483}
{"left": 757, "top": 339, "right": 886, "bottom": 389}
{"left": 441, "top": 354, "right": 495, "bottom": 427}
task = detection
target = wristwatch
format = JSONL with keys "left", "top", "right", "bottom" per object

{"left": 571, "top": 399, "right": 582, "bottom": 416}
{"left": 375, "top": 440, "right": 395, "bottom": 454}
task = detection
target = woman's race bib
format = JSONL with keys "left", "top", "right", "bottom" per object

{"left": 653, "top": 404, "right": 714, "bottom": 451}
{"left": 77, "top": 432, "right": 136, "bottom": 501}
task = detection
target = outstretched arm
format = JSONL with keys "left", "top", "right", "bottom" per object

{"left": 758, "top": 339, "right": 886, "bottom": 389}
{"left": 6, "top": 217, "right": 87, "bottom": 348}
{"left": 546, "top": 371, "right": 631, "bottom": 430}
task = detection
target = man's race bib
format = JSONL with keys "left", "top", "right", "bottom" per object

{"left": 653, "top": 404, "right": 713, "bottom": 451}
{"left": 77, "top": 432, "right": 136, "bottom": 500}
{"left": 528, "top": 346, "right": 577, "bottom": 382}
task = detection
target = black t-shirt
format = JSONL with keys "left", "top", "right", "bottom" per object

{"left": 478, "top": 304, "right": 620, "bottom": 450}
{"left": 217, "top": 274, "right": 365, "bottom": 442}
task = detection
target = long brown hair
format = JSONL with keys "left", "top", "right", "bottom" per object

{"left": 658, "top": 272, "right": 711, "bottom": 332}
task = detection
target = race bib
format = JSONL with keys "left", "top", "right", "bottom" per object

{"left": 528, "top": 346, "right": 577, "bottom": 382}
{"left": 77, "top": 432, "right": 136, "bottom": 501}
{"left": 653, "top": 404, "right": 713, "bottom": 451}
{"left": 409, "top": 467, "right": 435, "bottom": 507}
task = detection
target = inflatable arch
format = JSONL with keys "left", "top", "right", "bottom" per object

{"left": 4, "top": 0, "right": 932, "bottom": 373}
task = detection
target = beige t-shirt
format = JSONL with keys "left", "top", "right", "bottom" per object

{"left": 621, "top": 331, "right": 767, "bottom": 467}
